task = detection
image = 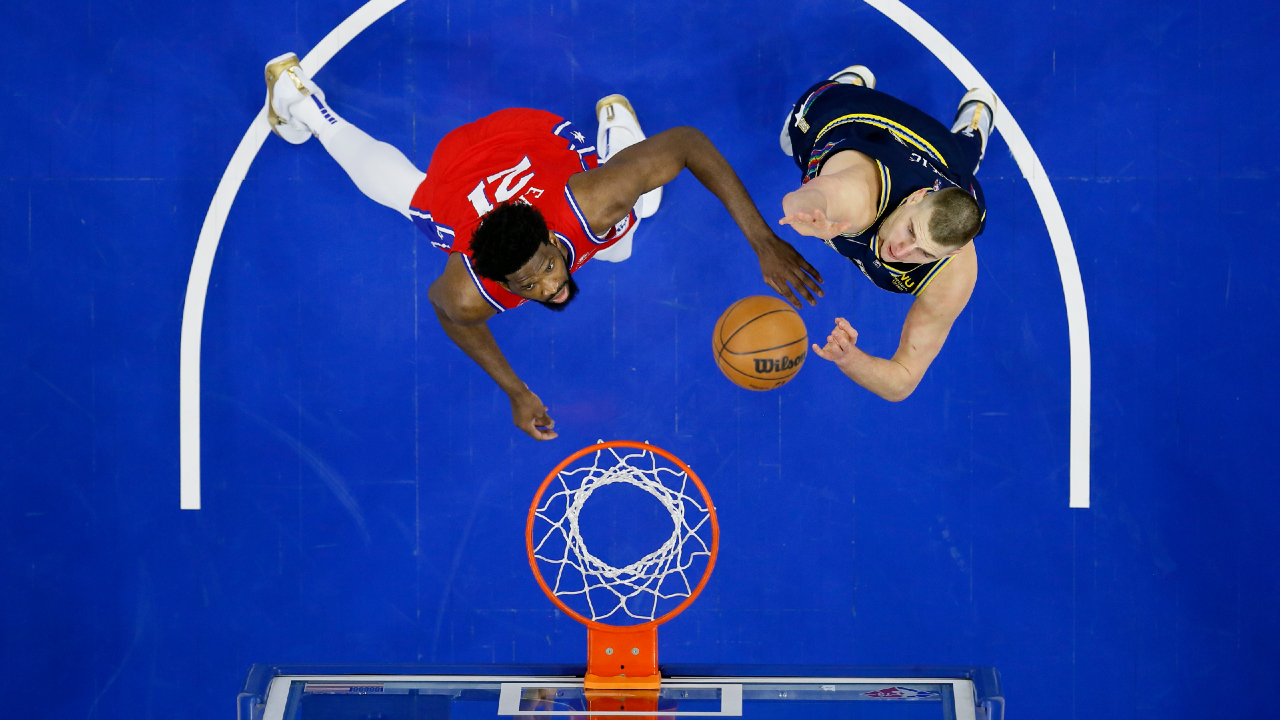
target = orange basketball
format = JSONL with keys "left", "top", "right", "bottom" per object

{"left": 712, "top": 296, "right": 808, "bottom": 391}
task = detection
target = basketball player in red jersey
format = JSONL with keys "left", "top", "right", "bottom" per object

{"left": 264, "top": 53, "right": 822, "bottom": 440}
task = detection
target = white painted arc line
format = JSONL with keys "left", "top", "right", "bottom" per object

{"left": 181, "top": 0, "right": 1090, "bottom": 509}
{"left": 862, "top": 0, "right": 1091, "bottom": 508}
{"left": 179, "top": 0, "right": 409, "bottom": 510}
{"left": 179, "top": 108, "right": 270, "bottom": 509}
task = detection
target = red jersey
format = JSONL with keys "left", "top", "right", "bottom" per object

{"left": 408, "top": 108, "right": 638, "bottom": 312}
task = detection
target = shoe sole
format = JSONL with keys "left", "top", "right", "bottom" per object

{"left": 829, "top": 64, "right": 875, "bottom": 89}
{"left": 264, "top": 52, "right": 310, "bottom": 138}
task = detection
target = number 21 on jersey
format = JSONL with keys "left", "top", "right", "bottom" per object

{"left": 466, "top": 155, "right": 545, "bottom": 216}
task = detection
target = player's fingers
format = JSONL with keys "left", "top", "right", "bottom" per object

{"left": 836, "top": 318, "right": 858, "bottom": 338}
{"left": 812, "top": 342, "right": 834, "bottom": 361}
{"left": 799, "top": 257, "right": 824, "bottom": 285}
{"left": 794, "top": 268, "right": 824, "bottom": 298}
{"left": 789, "top": 278, "right": 817, "bottom": 306}
{"left": 769, "top": 279, "right": 803, "bottom": 309}
{"left": 521, "top": 421, "right": 553, "bottom": 440}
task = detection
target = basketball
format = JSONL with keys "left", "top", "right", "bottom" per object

{"left": 712, "top": 295, "right": 808, "bottom": 391}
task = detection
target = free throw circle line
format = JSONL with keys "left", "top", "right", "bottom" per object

{"left": 862, "top": 0, "right": 1091, "bottom": 507}
{"left": 179, "top": 0, "right": 409, "bottom": 509}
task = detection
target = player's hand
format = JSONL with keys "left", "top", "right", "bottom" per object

{"left": 753, "top": 234, "right": 824, "bottom": 308}
{"left": 510, "top": 389, "right": 558, "bottom": 441}
{"left": 811, "top": 317, "right": 861, "bottom": 368}
{"left": 778, "top": 208, "right": 853, "bottom": 240}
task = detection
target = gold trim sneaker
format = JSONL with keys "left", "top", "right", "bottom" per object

{"left": 951, "top": 88, "right": 998, "bottom": 172}
{"left": 595, "top": 94, "right": 661, "bottom": 219}
{"left": 829, "top": 64, "right": 876, "bottom": 88}
{"left": 264, "top": 52, "right": 321, "bottom": 144}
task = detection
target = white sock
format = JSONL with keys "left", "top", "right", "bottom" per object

{"left": 779, "top": 111, "right": 794, "bottom": 156}
{"left": 304, "top": 111, "right": 426, "bottom": 218}
{"left": 292, "top": 93, "right": 347, "bottom": 143}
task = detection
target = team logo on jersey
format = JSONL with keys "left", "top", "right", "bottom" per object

{"left": 613, "top": 214, "right": 631, "bottom": 236}
{"left": 853, "top": 258, "right": 873, "bottom": 281}
{"left": 861, "top": 687, "right": 940, "bottom": 700}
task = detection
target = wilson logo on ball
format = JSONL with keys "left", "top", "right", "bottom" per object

{"left": 753, "top": 351, "right": 806, "bottom": 374}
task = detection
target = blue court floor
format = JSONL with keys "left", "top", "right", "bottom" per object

{"left": 2, "top": 0, "right": 1279, "bottom": 718}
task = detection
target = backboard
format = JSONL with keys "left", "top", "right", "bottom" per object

{"left": 238, "top": 664, "right": 1004, "bottom": 720}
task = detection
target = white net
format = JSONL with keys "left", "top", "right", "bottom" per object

{"left": 530, "top": 444, "right": 715, "bottom": 625}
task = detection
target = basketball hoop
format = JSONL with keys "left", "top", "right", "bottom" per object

{"left": 526, "top": 440, "right": 719, "bottom": 690}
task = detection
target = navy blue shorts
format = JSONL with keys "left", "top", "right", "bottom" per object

{"left": 786, "top": 81, "right": 983, "bottom": 179}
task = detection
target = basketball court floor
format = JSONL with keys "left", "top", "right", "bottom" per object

{"left": 2, "top": 0, "right": 1279, "bottom": 718}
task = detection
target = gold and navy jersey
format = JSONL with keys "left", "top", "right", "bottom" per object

{"left": 785, "top": 81, "right": 986, "bottom": 296}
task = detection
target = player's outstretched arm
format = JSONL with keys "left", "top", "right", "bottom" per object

{"left": 812, "top": 245, "right": 977, "bottom": 401}
{"left": 779, "top": 182, "right": 853, "bottom": 240}
{"left": 568, "top": 126, "right": 824, "bottom": 307}
{"left": 428, "top": 254, "right": 558, "bottom": 440}
{"left": 778, "top": 153, "right": 880, "bottom": 240}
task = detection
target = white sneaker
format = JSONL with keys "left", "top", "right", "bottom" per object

{"left": 596, "top": 94, "right": 662, "bottom": 219}
{"left": 780, "top": 111, "right": 794, "bottom": 156}
{"left": 829, "top": 64, "right": 876, "bottom": 88}
{"left": 264, "top": 52, "right": 324, "bottom": 144}
{"left": 951, "top": 88, "right": 998, "bottom": 172}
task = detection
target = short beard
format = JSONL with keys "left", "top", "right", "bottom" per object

{"left": 538, "top": 274, "right": 580, "bottom": 312}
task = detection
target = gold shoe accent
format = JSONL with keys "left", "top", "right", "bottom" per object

{"left": 596, "top": 93, "right": 638, "bottom": 123}
{"left": 829, "top": 64, "right": 875, "bottom": 89}
{"left": 969, "top": 105, "right": 982, "bottom": 131}
{"left": 286, "top": 66, "right": 311, "bottom": 96}
{"left": 264, "top": 52, "right": 304, "bottom": 127}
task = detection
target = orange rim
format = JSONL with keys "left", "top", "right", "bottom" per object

{"left": 526, "top": 440, "right": 719, "bottom": 631}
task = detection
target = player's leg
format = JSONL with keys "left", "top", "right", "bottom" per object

{"left": 265, "top": 53, "right": 426, "bottom": 219}
{"left": 950, "top": 88, "right": 997, "bottom": 175}
{"left": 595, "top": 95, "right": 661, "bottom": 218}
{"left": 592, "top": 94, "right": 656, "bottom": 263}
{"left": 780, "top": 65, "right": 876, "bottom": 157}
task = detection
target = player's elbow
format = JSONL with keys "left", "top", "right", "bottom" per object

{"left": 657, "top": 126, "right": 711, "bottom": 159}
{"left": 875, "top": 366, "right": 921, "bottom": 402}
{"left": 666, "top": 126, "right": 707, "bottom": 144}
{"left": 879, "top": 385, "right": 915, "bottom": 403}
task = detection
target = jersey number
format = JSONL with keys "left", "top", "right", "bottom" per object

{"left": 467, "top": 156, "right": 538, "bottom": 216}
